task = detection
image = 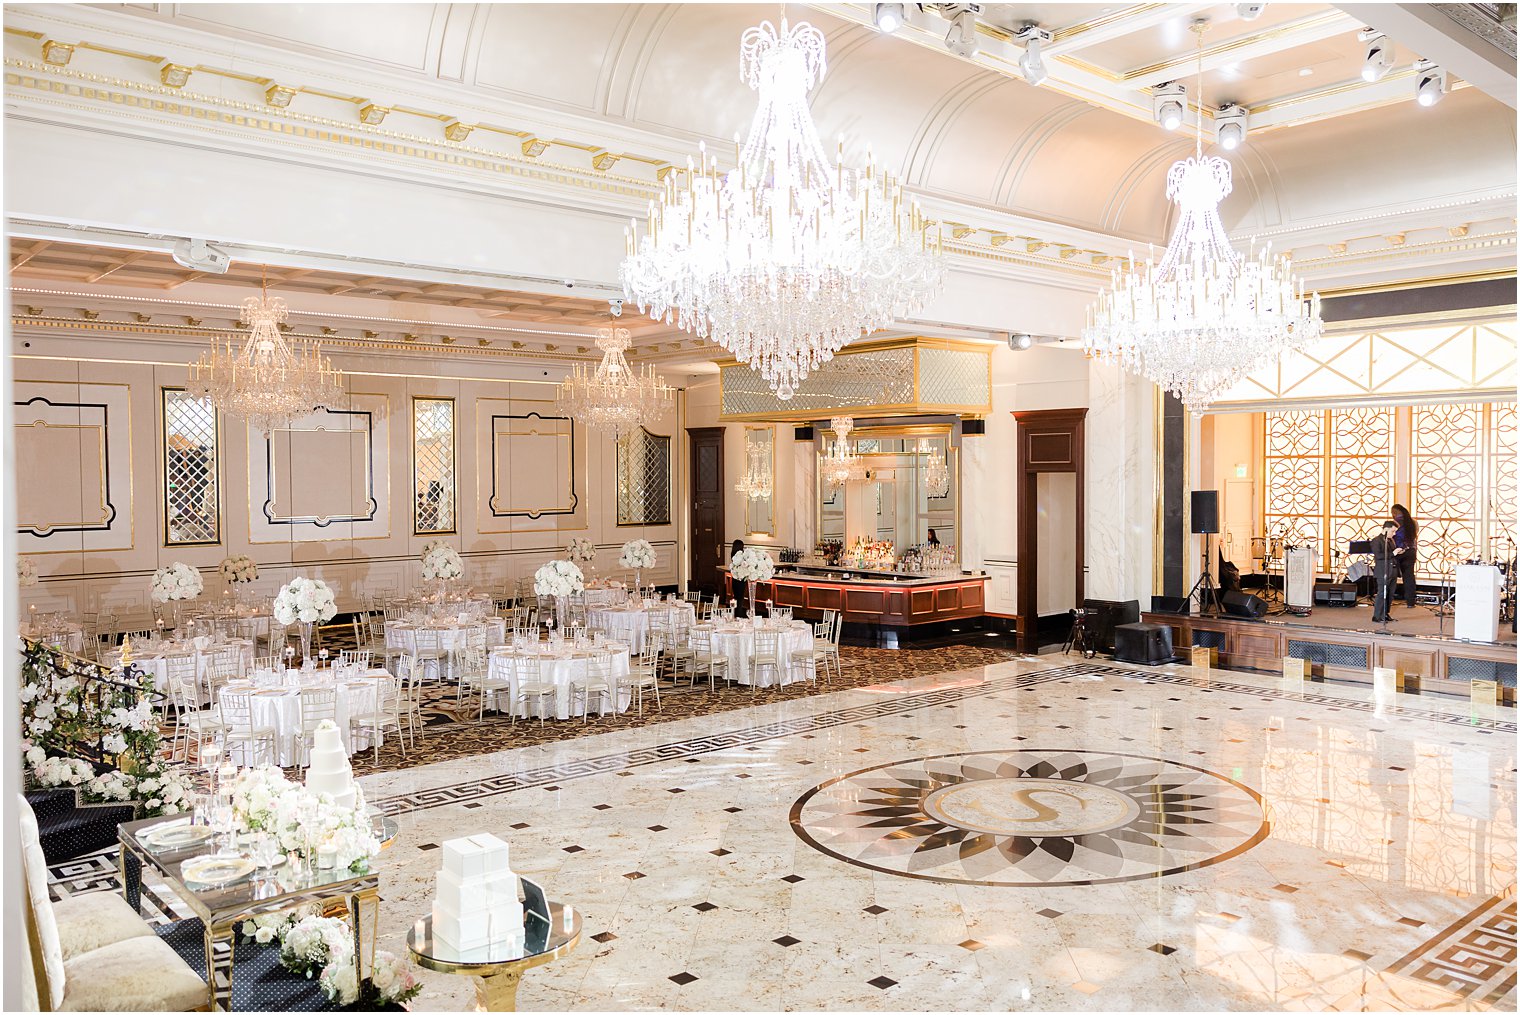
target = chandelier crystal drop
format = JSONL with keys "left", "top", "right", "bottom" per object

{"left": 819, "top": 416, "right": 867, "bottom": 490}
{"left": 555, "top": 321, "right": 673, "bottom": 439}
{"left": 1082, "top": 21, "right": 1322, "bottom": 412}
{"left": 920, "top": 438, "right": 950, "bottom": 498}
{"left": 734, "top": 439, "right": 774, "bottom": 501}
{"left": 188, "top": 273, "right": 345, "bottom": 435}
{"left": 620, "top": 17, "right": 945, "bottom": 401}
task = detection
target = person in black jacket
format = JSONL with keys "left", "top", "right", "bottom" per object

{"left": 1390, "top": 503, "right": 1419, "bottom": 607}
{"left": 1371, "top": 521, "right": 1402, "bottom": 623}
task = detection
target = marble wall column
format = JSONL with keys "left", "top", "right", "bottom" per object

{"left": 1085, "top": 360, "right": 1159, "bottom": 605}
{"left": 792, "top": 431, "right": 816, "bottom": 551}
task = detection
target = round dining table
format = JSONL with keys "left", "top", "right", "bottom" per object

{"left": 223, "top": 666, "right": 392, "bottom": 766}
{"left": 386, "top": 617, "right": 507, "bottom": 654}
{"left": 708, "top": 620, "right": 814, "bottom": 687}
{"left": 487, "top": 643, "right": 633, "bottom": 719}
{"left": 21, "top": 622, "right": 85, "bottom": 655}
{"left": 102, "top": 638, "right": 255, "bottom": 700}
{"left": 586, "top": 601, "right": 696, "bottom": 653}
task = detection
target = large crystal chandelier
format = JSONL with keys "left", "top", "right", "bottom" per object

{"left": 920, "top": 438, "right": 950, "bottom": 498}
{"left": 620, "top": 16, "right": 944, "bottom": 400}
{"left": 1083, "top": 20, "right": 1322, "bottom": 412}
{"left": 819, "top": 417, "right": 867, "bottom": 489}
{"left": 734, "top": 438, "right": 773, "bottom": 501}
{"left": 188, "top": 270, "right": 344, "bottom": 434}
{"left": 555, "top": 305, "right": 673, "bottom": 439}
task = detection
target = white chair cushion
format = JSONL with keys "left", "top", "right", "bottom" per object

{"left": 20, "top": 813, "right": 66, "bottom": 1010}
{"left": 59, "top": 934, "right": 208, "bottom": 1011}
{"left": 53, "top": 892, "right": 156, "bottom": 960}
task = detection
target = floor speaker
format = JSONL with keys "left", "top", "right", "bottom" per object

{"left": 1221, "top": 590, "right": 1267, "bottom": 619}
{"left": 1113, "top": 622, "right": 1174, "bottom": 665}
{"left": 1150, "top": 595, "right": 1191, "bottom": 616}
{"left": 1083, "top": 598, "right": 1140, "bottom": 653}
{"left": 1190, "top": 490, "right": 1219, "bottom": 534}
{"left": 1313, "top": 582, "right": 1358, "bottom": 606}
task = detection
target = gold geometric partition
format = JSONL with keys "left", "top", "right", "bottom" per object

{"left": 616, "top": 427, "right": 672, "bottom": 526}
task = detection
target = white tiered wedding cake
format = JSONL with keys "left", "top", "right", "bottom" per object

{"left": 305, "top": 719, "right": 357, "bottom": 810}
{"left": 432, "top": 832, "right": 524, "bottom": 955}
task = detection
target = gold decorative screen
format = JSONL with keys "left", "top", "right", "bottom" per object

{"left": 412, "top": 397, "right": 456, "bottom": 534}
{"left": 162, "top": 388, "right": 219, "bottom": 545}
{"left": 1262, "top": 401, "right": 1516, "bottom": 577}
{"left": 617, "top": 427, "right": 671, "bottom": 526}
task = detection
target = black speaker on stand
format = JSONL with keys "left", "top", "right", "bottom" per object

{"left": 1187, "top": 491, "right": 1223, "bottom": 616}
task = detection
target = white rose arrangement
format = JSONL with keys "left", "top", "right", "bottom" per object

{"left": 218, "top": 554, "right": 258, "bottom": 584}
{"left": 227, "top": 765, "right": 379, "bottom": 871}
{"left": 420, "top": 544, "right": 464, "bottom": 581}
{"left": 18, "top": 556, "right": 38, "bottom": 587}
{"left": 273, "top": 577, "right": 337, "bottom": 626}
{"left": 240, "top": 904, "right": 318, "bottom": 947}
{"left": 619, "top": 538, "right": 656, "bottom": 570}
{"left": 280, "top": 914, "right": 353, "bottom": 978}
{"left": 319, "top": 951, "right": 421, "bottom": 1007}
{"left": 239, "top": 899, "right": 421, "bottom": 1006}
{"left": 731, "top": 547, "right": 776, "bottom": 583}
{"left": 566, "top": 537, "right": 596, "bottom": 563}
{"left": 150, "top": 562, "right": 203, "bottom": 603}
{"left": 533, "top": 559, "right": 585, "bottom": 598}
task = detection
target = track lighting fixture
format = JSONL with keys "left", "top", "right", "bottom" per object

{"left": 1415, "top": 61, "right": 1447, "bottom": 106}
{"left": 1359, "top": 29, "right": 1393, "bottom": 82}
{"left": 874, "top": 3, "right": 906, "bottom": 33}
{"left": 1015, "top": 24, "right": 1053, "bottom": 86}
{"left": 1153, "top": 82, "right": 1186, "bottom": 130}
{"left": 1215, "top": 103, "right": 1247, "bottom": 150}
{"left": 1008, "top": 332, "right": 1034, "bottom": 351}
{"left": 944, "top": 5, "right": 979, "bottom": 58}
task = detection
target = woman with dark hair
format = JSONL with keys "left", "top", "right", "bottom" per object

{"left": 1389, "top": 504, "right": 1418, "bottom": 607}
{"left": 730, "top": 538, "right": 748, "bottom": 617}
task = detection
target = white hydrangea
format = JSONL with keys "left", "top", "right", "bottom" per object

{"left": 150, "top": 562, "right": 204, "bottom": 603}
{"left": 619, "top": 539, "right": 656, "bottom": 570}
{"left": 280, "top": 914, "right": 353, "bottom": 978}
{"left": 273, "top": 576, "right": 337, "bottom": 626}
{"left": 566, "top": 537, "right": 596, "bottom": 563}
{"left": 420, "top": 545, "right": 464, "bottom": 581}
{"left": 534, "top": 559, "right": 585, "bottom": 598}
{"left": 218, "top": 555, "right": 259, "bottom": 584}
{"left": 731, "top": 547, "right": 776, "bottom": 583}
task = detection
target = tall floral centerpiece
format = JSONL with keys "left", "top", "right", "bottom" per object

{"left": 219, "top": 555, "right": 258, "bottom": 604}
{"left": 273, "top": 577, "right": 337, "bottom": 664}
{"left": 619, "top": 539, "right": 656, "bottom": 595}
{"left": 533, "top": 559, "right": 585, "bottom": 634}
{"left": 150, "top": 562, "right": 204, "bottom": 628}
{"left": 730, "top": 548, "right": 776, "bottom": 623}
{"left": 567, "top": 537, "right": 596, "bottom": 581}
{"left": 420, "top": 545, "right": 464, "bottom": 586}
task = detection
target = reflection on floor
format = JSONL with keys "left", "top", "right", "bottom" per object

{"left": 66, "top": 656, "right": 1515, "bottom": 1011}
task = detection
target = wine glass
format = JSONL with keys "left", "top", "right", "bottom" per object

{"left": 252, "top": 832, "right": 279, "bottom": 872}
{"left": 210, "top": 800, "right": 235, "bottom": 853}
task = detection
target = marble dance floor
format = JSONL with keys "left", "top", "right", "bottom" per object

{"left": 120, "top": 657, "right": 1520, "bottom": 1010}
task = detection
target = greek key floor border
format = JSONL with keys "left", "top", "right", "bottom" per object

{"left": 368, "top": 661, "right": 1515, "bottom": 817}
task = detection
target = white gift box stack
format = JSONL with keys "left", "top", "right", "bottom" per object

{"left": 432, "top": 832, "right": 523, "bottom": 952}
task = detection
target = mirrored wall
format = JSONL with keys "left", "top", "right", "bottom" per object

{"left": 816, "top": 424, "right": 957, "bottom": 561}
{"left": 739, "top": 425, "right": 775, "bottom": 536}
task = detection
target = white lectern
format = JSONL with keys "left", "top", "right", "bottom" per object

{"left": 1285, "top": 546, "right": 1315, "bottom": 614}
{"left": 1454, "top": 564, "right": 1501, "bottom": 642}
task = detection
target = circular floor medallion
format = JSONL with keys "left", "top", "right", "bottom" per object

{"left": 790, "top": 749, "right": 1269, "bottom": 887}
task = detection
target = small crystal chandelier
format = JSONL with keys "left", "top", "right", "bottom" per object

{"left": 188, "top": 268, "right": 344, "bottom": 434}
{"left": 734, "top": 439, "right": 773, "bottom": 501}
{"left": 555, "top": 302, "right": 673, "bottom": 439}
{"left": 819, "top": 417, "right": 867, "bottom": 490}
{"left": 1083, "top": 19, "right": 1322, "bottom": 412}
{"left": 920, "top": 438, "right": 950, "bottom": 498}
{"left": 621, "top": 16, "right": 944, "bottom": 401}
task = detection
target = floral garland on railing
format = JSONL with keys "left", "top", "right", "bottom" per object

{"left": 239, "top": 905, "right": 421, "bottom": 1006}
{"left": 20, "top": 638, "right": 194, "bottom": 817}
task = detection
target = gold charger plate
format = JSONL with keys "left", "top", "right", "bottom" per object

{"left": 143, "top": 823, "right": 215, "bottom": 850}
{"left": 182, "top": 855, "right": 256, "bottom": 887}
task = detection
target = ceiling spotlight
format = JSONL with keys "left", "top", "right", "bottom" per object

{"left": 1153, "top": 82, "right": 1186, "bottom": 130}
{"left": 1415, "top": 60, "right": 1448, "bottom": 106}
{"left": 1009, "top": 332, "right": 1034, "bottom": 350}
{"left": 171, "top": 238, "right": 232, "bottom": 274}
{"left": 1359, "top": 29, "right": 1393, "bottom": 82}
{"left": 1236, "top": 3, "right": 1267, "bottom": 19}
{"left": 1215, "top": 103, "right": 1248, "bottom": 150}
{"left": 944, "top": 5, "right": 979, "bottom": 58}
{"left": 874, "top": 3, "right": 906, "bottom": 33}
{"left": 1015, "top": 24, "right": 1053, "bottom": 86}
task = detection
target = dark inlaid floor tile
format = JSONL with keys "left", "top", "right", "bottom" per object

{"left": 868, "top": 976, "right": 897, "bottom": 990}
{"left": 669, "top": 972, "right": 698, "bottom": 986}
{"left": 1149, "top": 943, "right": 1177, "bottom": 956}
{"left": 773, "top": 935, "right": 800, "bottom": 947}
{"left": 863, "top": 904, "right": 888, "bottom": 915}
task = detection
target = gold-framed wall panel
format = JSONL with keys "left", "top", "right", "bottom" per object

{"left": 411, "top": 394, "right": 458, "bottom": 536}
{"left": 158, "top": 385, "right": 223, "bottom": 548}
{"left": 474, "top": 395, "right": 589, "bottom": 535}
{"left": 14, "top": 379, "right": 135, "bottom": 554}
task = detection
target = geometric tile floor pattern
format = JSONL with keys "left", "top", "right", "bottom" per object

{"left": 53, "top": 654, "right": 1517, "bottom": 1011}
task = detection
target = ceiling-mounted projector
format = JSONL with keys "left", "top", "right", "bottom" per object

{"left": 171, "top": 237, "right": 232, "bottom": 274}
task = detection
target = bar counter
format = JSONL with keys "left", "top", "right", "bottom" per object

{"left": 723, "top": 564, "right": 988, "bottom": 644}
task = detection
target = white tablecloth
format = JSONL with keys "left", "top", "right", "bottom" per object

{"left": 587, "top": 603, "right": 696, "bottom": 653}
{"left": 222, "top": 668, "right": 389, "bottom": 766}
{"left": 487, "top": 645, "right": 632, "bottom": 719}
{"left": 385, "top": 618, "right": 507, "bottom": 654}
{"left": 105, "top": 639, "right": 255, "bottom": 699}
{"left": 583, "top": 587, "right": 629, "bottom": 609}
{"left": 710, "top": 622, "right": 813, "bottom": 686}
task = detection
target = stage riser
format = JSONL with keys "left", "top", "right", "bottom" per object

{"left": 1142, "top": 612, "right": 1516, "bottom": 703}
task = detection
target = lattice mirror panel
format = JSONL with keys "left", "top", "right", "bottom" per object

{"left": 413, "top": 397, "right": 456, "bottom": 534}
{"left": 163, "top": 389, "right": 219, "bottom": 545}
{"left": 617, "top": 427, "right": 671, "bottom": 526}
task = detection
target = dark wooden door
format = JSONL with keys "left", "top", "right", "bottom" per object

{"left": 688, "top": 427, "right": 725, "bottom": 594}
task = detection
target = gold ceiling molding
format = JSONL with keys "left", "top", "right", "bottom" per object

{"left": 3, "top": 59, "right": 1134, "bottom": 285}
{"left": 1294, "top": 231, "right": 1516, "bottom": 272}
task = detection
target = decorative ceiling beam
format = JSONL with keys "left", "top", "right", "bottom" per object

{"left": 1121, "top": 10, "right": 1361, "bottom": 89}
{"left": 86, "top": 250, "right": 150, "bottom": 282}
{"left": 1044, "top": 4, "right": 1211, "bottom": 58}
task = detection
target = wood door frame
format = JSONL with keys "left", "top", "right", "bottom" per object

{"left": 1013, "top": 408, "right": 1087, "bottom": 652}
{"left": 687, "top": 426, "right": 726, "bottom": 594}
